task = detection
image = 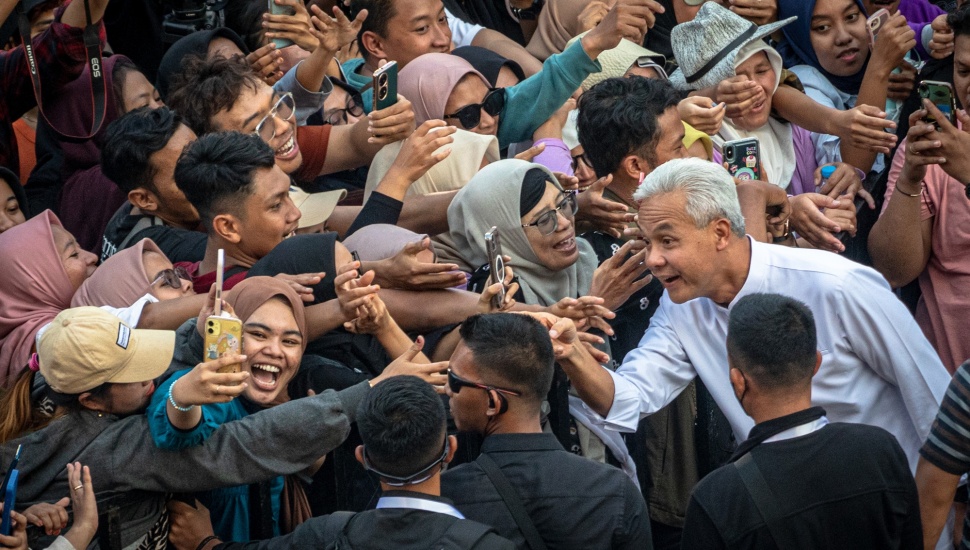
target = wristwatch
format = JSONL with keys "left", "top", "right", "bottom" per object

{"left": 508, "top": 0, "right": 544, "bottom": 21}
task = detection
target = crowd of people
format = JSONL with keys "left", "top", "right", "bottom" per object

{"left": 0, "top": 0, "right": 968, "bottom": 547}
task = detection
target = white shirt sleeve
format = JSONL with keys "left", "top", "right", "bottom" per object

{"left": 99, "top": 294, "right": 160, "bottom": 328}
{"left": 446, "top": 8, "right": 484, "bottom": 48}
{"left": 593, "top": 298, "right": 698, "bottom": 433}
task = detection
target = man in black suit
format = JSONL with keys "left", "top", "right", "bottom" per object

{"left": 441, "top": 313, "right": 652, "bottom": 549}
{"left": 680, "top": 293, "right": 922, "bottom": 549}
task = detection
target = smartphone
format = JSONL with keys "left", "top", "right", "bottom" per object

{"left": 866, "top": 8, "right": 891, "bottom": 47}
{"left": 919, "top": 80, "right": 957, "bottom": 129}
{"left": 0, "top": 470, "right": 18, "bottom": 536}
{"left": 0, "top": 445, "right": 20, "bottom": 509}
{"left": 484, "top": 226, "right": 506, "bottom": 309}
{"left": 267, "top": 0, "right": 296, "bottom": 50}
{"left": 204, "top": 250, "right": 242, "bottom": 374}
{"left": 723, "top": 138, "right": 761, "bottom": 181}
{"left": 372, "top": 61, "right": 398, "bottom": 112}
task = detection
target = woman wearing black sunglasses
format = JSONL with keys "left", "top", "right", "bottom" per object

{"left": 398, "top": 44, "right": 596, "bottom": 149}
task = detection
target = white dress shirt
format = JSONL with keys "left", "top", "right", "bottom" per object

{"left": 596, "top": 238, "right": 950, "bottom": 470}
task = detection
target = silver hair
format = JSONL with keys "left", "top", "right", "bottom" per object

{"left": 633, "top": 158, "right": 746, "bottom": 238}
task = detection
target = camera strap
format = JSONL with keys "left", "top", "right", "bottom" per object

{"left": 17, "top": 0, "right": 107, "bottom": 141}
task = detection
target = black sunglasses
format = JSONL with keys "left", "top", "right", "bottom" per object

{"left": 150, "top": 266, "right": 191, "bottom": 290}
{"left": 361, "top": 439, "right": 450, "bottom": 487}
{"left": 443, "top": 87, "right": 506, "bottom": 130}
{"left": 447, "top": 369, "right": 521, "bottom": 397}
{"left": 570, "top": 151, "right": 593, "bottom": 173}
{"left": 323, "top": 88, "right": 365, "bottom": 126}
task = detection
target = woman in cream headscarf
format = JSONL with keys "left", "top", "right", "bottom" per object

{"left": 437, "top": 159, "right": 599, "bottom": 306}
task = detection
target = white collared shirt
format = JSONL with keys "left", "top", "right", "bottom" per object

{"left": 594, "top": 238, "right": 950, "bottom": 471}
{"left": 377, "top": 495, "right": 465, "bottom": 519}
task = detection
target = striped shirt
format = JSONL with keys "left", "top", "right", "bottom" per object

{"left": 920, "top": 361, "right": 970, "bottom": 475}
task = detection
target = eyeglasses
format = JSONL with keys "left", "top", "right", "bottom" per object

{"left": 443, "top": 88, "right": 506, "bottom": 130}
{"left": 150, "top": 266, "right": 191, "bottom": 290}
{"left": 447, "top": 369, "right": 521, "bottom": 397}
{"left": 323, "top": 89, "right": 364, "bottom": 126}
{"left": 254, "top": 92, "right": 295, "bottom": 143}
{"left": 521, "top": 192, "right": 578, "bottom": 236}
{"left": 361, "top": 439, "right": 450, "bottom": 487}
{"left": 570, "top": 151, "right": 592, "bottom": 173}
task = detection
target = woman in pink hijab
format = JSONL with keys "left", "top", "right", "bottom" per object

{"left": 71, "top": 238, "right": 194, "bottom": 309}
{"left": 0, "top": 211, "right": 97, "bottom": 386}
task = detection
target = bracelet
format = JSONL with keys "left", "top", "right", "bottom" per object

{"left": 896, "top": 184, "right": 922, "bottom": 198}
{"left": 196, "top": 535, "right": 219, "bottom": 550}
{"left": 168, "top": 378, "right": 195, "bottom": 412}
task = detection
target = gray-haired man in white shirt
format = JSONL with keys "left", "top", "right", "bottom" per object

{"left": 549, "top": 157, "right": 950, "bottom": 472}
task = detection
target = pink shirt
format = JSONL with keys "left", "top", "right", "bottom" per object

{"left": 885, "top": 136, "right": 970, "bottom": 373}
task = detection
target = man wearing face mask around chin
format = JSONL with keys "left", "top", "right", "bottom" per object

{"left": 680, "top": 293, "right": 921, "bottom": 550}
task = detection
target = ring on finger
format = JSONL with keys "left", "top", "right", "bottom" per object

{"left": 73, "top": 484, "right": 83, "bottom": 491}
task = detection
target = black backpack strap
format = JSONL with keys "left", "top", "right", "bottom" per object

{"left": 733, "top": 452, "right": 792, "bottom": 547}
{"left": 434, "top": 518, "right": 493, "bottom": 548}
{"left": 323, "top": 512, "right": 357, "bottom": 550}
{"left": 476, "top": 453, "right": 548, "bottom": 550}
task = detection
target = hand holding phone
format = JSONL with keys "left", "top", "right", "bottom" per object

{"left": 204, "top": 250, "right": 243, "bottom": 375}
{"left": 484, "top": 227, "right": 507, "bottom": 309}
{"left": 723, "top": 138, "right": 762, "bottom": 181}
{"left": 372, "top": 61, "right": 399, "bottom": 112}
{"left": 267, "top": 0, "right": 297, "bottom": 49}
{"left": 919, "top": 80, "right": 957, "bottom": 129}
{"left": 866, "top": 8, "right": 891, "bottom": 47}
{"left": 0, "top": 470, "right": 18, "bottom": 536}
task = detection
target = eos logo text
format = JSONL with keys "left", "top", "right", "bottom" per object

{"left": 90, "top": 57, "right": 101, "bottom": 77}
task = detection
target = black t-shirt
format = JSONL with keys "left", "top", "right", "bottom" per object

{"left": 100, "top": 202, "right": 207, "bottom": 263}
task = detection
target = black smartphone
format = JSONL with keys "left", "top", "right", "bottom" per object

{"left": 919, "top": 80, "right": 956, "bottom": 129}
{"left": 723, "top": 138, "right": 761, "bottom": 181}
{"left": 372, "top": 61, "right": 398, "bottom": 112}
{"left": 484, "top": 226, "right": 506, "bottom": 309}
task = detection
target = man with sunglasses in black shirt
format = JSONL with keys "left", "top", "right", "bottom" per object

{"left": 441, "top": 313, "right": 652, "bottom": 550}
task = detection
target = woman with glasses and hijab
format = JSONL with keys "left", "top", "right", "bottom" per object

{"left": 435, "top": 159, "right": 650, "bottom": 477}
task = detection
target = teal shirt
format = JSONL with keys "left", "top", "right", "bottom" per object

{"left": 342, "top": 42, "right": 601, "bottom": 149}
{"left": 147, "top": 370, "right": 283, "bottom": 542}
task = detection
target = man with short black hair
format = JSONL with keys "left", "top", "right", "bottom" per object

{"left": 680, "top": 293, "right": 922, "bottom": 549}
{"left": 205, "top": 376, "right": 514, "bottom": 549}
{"left": 100, "top": 107, "right": 206, "bottom": 263}
{"left": 173, "top": 131, "right": 304, "bottom": 293}
{"left": 442, "top": 313, "right": 652, "bottom": 550}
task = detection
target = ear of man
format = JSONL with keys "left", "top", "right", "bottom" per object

{"left": 129, "top": 189, "right": 159, "bottom": 213}
{"left": 212, "top": 214, "right": 243, "bottom": 244}
{"left": 359, "top": 30, "right": 387, "bottom": 61}
{"left": 619, "top": 154, "right": 650, "bottom": 182}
